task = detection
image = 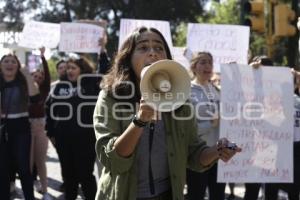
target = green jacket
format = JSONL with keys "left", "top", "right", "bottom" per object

{"left": 93, "top": 90, "right": 213, "bottom": 200}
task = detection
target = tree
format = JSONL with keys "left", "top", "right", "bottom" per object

{"left": 0, "top": 0, "right": 41, "bottom": 30}
{"left": 0, "top": 0, "right": 206, "bottom": 54}
{"left": 174, "top": 0, "right": 241, "bottom": 46}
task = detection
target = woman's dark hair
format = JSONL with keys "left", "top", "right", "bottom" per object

{"left": 56, "top": 60, "right": 66, "bottom": 69}
{"left": 0, "top": 54, "right": 28, "bottom": 97}
{"left": 67, "top": 57, "right": 94, "bottom": 75}
{"left": 101, "top": 26, "right": 172, "bottom": 102}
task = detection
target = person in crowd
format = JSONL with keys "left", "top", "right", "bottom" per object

{"left": 47, "top": 59, "right": 67, "bottom": 192}
{"left": 46, "top": 57, "right": 98, "bottom": 200}
{"left": 211, "top": 72, "right": 221, "bottom": 90}
{"left": 50, "top": 60, "right": 67, "bottom": 88}
{"left": 93, "top": 26, "right": 241, "bottom": 200}
{"left": 0, "top": 53, "right": 39, "bottom": 200}
{"left": 29, "top": 47, "right": 51, "bottom": 200}
{"left": 210, "top": 71, "right": 236, "bottom": 200}
{"left": 248, "top": 56, "right": 300, "bottom": 200}
{"left": 243, "top": 55, "right": 274, "bottom": 200}
{"left": 186, "top": 52, "right": 225, "bottom": 200}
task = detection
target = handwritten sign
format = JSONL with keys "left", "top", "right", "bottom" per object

{"left": 217, "top": 64, "right": 294, "bottom": 183}
{"left": 19, "top": 21, "right": 60, "bottom": 49}
{"left": 187, "top": 24, "right": 250, "bottom": 72}
{"left": 59, "top": 22, "right": 104, "bottom": 53}
{"left": 119, "top": 19, "right": 173, "bottom": 51}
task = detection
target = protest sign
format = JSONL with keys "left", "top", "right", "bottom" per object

{"left": 217, "top": 64, "right": 293, "bottom": 183}
{"left": 19, "top": 21, "right": 60, "bottom": 49}
{"left": 59, "top": 22, "right": 104, "bottom": 53}
{"left": 187, "top": 24, "right": 249, "bottom": 72}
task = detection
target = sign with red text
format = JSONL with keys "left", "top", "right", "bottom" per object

{"left": 119, "top": 19, "right": 173, "bottom": 51}
{"left": 59, "top": 22, "right": 104, "bottom": 53}
{"left": 19, "top": 21, "right": 60, "bottom": 49}
{"left": 217, "top": 64, "right": 294, "bottom": 183}
{"left": 187, "top": 24, "right": 250, "bottom": 72}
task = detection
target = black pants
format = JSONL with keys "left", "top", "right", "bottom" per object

{"left": 264, "top": 142, "right": 300, "bottom": 200}
{"left": 0, "top": 118, "right": 34, "bottom": 200}
{"left": 55, "top": 132, "right": 97, "bottom": 200}
{"left": 244, "top": 183, "right": 261, "bottom": 200}
{"left": 186, "top": 164, "right": 225, "bottom": 200}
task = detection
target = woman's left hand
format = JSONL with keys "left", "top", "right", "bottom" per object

{"left": 216, "top": 138, "right": 242, "bottom": 162}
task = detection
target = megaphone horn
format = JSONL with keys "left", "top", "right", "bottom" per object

{"left": 140, "top": 59, "right": 191, "bottom": 112}
{"left": 150, "top": 71, "right": 171, "bottom": 93}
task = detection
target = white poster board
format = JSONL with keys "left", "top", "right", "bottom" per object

{"left": 19, "top": 21, "right": 60, "bottom": 49}
{"left": 119, "top": 19, "right": 173, "bottom": 51}
{"left": 217, "top": 64, "right": 294, "bottom": 183}
{"left": 187, "top": 24, "right": 250, "bottom": 72}
{"left": 172, "top": 47, "right": 190, "bottom": 70}
{"left": 59, "top": 22, "right": 104, "bottom": 53}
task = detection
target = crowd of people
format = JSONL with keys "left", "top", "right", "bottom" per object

{"left": 0, "top": 24, "right": 299, "bottom": 200}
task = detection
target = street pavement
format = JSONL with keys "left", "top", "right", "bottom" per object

{"left": 11, "top": 143, "right": 289, "bottom": 200}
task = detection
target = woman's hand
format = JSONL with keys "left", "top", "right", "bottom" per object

{"left": 291, "top": 68, "right": 300, "bottom": 80}
{"left": 249, "top": 61, "right": 261, "bottom": 69}
{"left": 216, "top": 138, "right": 242, "bottom": 162}
{"left": 136, "top": 99, "right": 155, "bottom": 123}
{"left": 39, "top": 46, "right": 45, "bottom": 56}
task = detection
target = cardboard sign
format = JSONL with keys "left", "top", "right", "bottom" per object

{"left": 187, "top": 24, "right": 250, "bottom": 72}
{"left": 19, "top": 21, "right": 60, "bottom": 49}
{"left": 59, "top": 22, "right": 104, "bottom": 53}
{"left": 217, "top": 64, "right": 294, "bottom": 183}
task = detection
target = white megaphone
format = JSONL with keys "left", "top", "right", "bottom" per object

{"left": 140, "top": 59, "right": 191, "bottom": 112}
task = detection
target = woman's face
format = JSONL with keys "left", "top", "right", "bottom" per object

{"left": 0, "top": 55, "right": 19, "bottom": 81}
{"left": 32, "top": 70, "right": 44, "bottom": 85}
{"left": 131, "top": 31, "right": 168, "bottom": 80}
{"left": 211, "top": 73, "right": 220, "bottom": 87}
{"left": 194, "top": 54, "right": 213, "bottom": 81}
{"left": 57, "top": 62, "right": 67, "bottom": 78}
{"left": 66, "top": 62, "right": 81, "bottom": 82}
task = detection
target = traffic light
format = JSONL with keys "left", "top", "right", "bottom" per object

{"left": 274, "top": 4, "right": 296, "bottom": 37}
{"left": 244, "top": 0, "right": 265, "bottom": 33}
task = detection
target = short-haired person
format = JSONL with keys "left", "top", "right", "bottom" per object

{"left": 93, "top": 27, "right": 241, "bottom": 200}
{"left": 53, "top": 60, "right": 67, "bottom": 82}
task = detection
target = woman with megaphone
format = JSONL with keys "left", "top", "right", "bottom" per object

{"left": 93, "top": 26, "right": 241, "bottom": 200}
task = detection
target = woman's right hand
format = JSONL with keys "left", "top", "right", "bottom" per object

{"left": 136, "top": 99, "right": 155, "bottom": 123}
{"left": 250, "top": 61, "right": 261, "bottom": 69}
{"left": 39, "top": 46, "right": 45, "bottom": 56}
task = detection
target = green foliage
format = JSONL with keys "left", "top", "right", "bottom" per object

{"left": 174, "top": 0, "right": 241, "bottom": 47}
{"left": 0, "top": 0, "right": 206, "bottom": 55}
{"left": 174, "top": 23, "right": 187, "bottom": 47}
{"left": 47, "top": 58, "right": 59, "bottom": 82}
{"left": 203, "top": 0, "right": 240, "bottom": 24}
